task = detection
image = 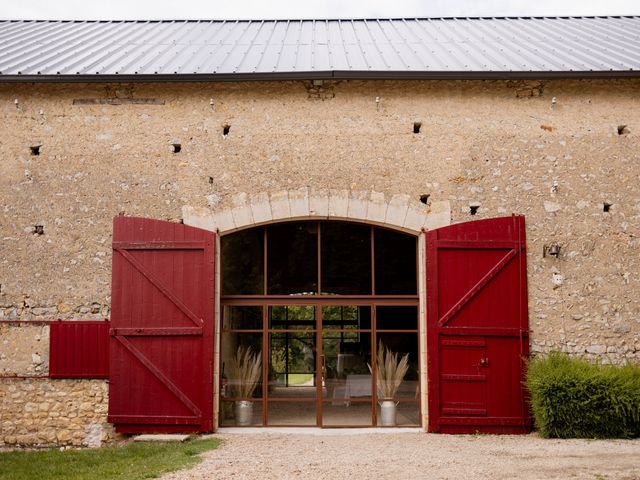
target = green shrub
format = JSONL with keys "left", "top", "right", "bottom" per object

{"left": 526, "top": 352, "right": 640, "bottom": 438}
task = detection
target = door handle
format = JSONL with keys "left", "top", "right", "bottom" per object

{"left": 473, "top": 358, "right": 490, "bottom": 368}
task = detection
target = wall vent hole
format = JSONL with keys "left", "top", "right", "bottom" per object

{"left": 171, "top": 143, "right": 181, "bottom": 153}
{"left": 617, "top": 125, "right": 630, "bottom": 135}
{"left": 34, "top": 225, "right": 44, "bottom": 235}
{"left": 470, "top": 205, "right": 479, "bottom": 215}
{"left": 30, "top": 145, "right": 41, "bottom": 156}
{"left": 419, "top": 194, "right": 430, "bottom": 204}
{"left": 413, "top": 122, "right": 422, "bottom": 134}
{"left": 223, "top": 125, "right": 230, "bottom": 136}
{"left": 603, "top": 202, "right": 612, "bottom": 213}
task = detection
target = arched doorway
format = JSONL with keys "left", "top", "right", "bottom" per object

{"left": 107, "top": 214, "right": 529, "bottom": 434}
{"left": 219, "top": 220, "right": 420, "bottom": 427}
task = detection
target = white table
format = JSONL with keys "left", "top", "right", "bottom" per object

{"left": 336, "top": 354, "right": 357, "bottom": 376}
{"left": 344, "top": 374, "right": 372, "bottom": 398}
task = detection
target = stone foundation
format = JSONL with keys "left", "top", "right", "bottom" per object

{"left": 0, "top": 378, "right": 115, "bottom": 447}
{"left": 531, "top": 341, "right": 640, "bottom": 364}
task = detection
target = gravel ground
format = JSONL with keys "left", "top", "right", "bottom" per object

{"left": 162, "top": 431, "right": 640, "bottom": 480}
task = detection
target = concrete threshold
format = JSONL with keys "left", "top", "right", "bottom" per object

{"left": 133, "top": 434, "right": 191, "bottom": 442}
{"left": 216, "top": 427, "right": 423, "bottom": 435}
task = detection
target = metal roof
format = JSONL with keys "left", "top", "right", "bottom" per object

{"left": 1, "top": 17, "right": 639, "bottom": 82}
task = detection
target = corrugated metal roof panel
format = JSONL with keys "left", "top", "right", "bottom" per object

{"left": 0, "top": 17, "right": 639, "bottom": 81}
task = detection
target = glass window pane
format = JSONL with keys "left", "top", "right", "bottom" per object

{"left": 376, "top": 306, "right": 418, "bottom": 330}
{"left": 321, "top": 222, "right": 372, "bottom": 295}
{"left": 375, "top": 333, "right": 419, "bottom": 399}
{"left": 377, "top": 400, "right": 420, "bottom": 427}
{"left": 322, "top": 331, "right": 372, "bottom": 385}
{"left": 220, "top": 399, "right": 263, "bottom": 427}
{"left": 221, "top": 228, "right": 264, "bottom": 295}
{"left": 323, "top": 401, "right": 372, "bottom": 426}
{"left": 267, "top": 222, "right": 318, "bottom": 295}
{"left": 220, "top": 331, "right": 263, "bottom": 399}
{"left": 269, "top": 305, "right": 316, "bottom": 330}
{"left": 322, "top": 305, "right": 370, "bottom": 330}
{"left": 222, "top": 305, "right": 263, "bottom": 330}
{"left": 268, "top": 401, "right": 316, "bottom": 426}
{"left": 269, "top": 332, "right": 316, "bottom": 395}
{"left": 374, "top": 228, "right": 417, "bottom": 295}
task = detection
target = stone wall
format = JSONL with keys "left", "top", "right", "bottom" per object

{"left": 0, "top": 378, "right": 114, "bottom": 447}
{"left": 0, "top": 78, "right": 639, "bottom": 443}
{"left": 0, "top": 323, "right": 49, "bottom": 375}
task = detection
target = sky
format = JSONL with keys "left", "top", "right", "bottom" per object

{"left": 1, "top": 0, "right": 639, "bottom": 20}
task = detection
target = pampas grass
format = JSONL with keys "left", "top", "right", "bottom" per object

{"left": 228, "top": 346, "right": 262, "bottom": 398}
{"left": 373, "top": 341, "right": 409, "bottom": 399}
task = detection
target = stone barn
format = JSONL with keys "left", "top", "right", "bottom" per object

{"left": 0, "top": 16, "right": 639, "bottom": 446}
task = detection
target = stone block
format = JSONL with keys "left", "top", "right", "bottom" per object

{"left": 84, "top": 423, "right": 104, "bottom": 448}
{"left": 403, "top": 207, "right": 428, "bottom": 232}
{"left": 544, "top": 201, "right": 561, "bottom": 213}
{"left": 289, "top": 187, "right": 310, "bottom": 218}
{"left": 385, "top": 194, "right": 410, "bottom": 227}
{"left": 249, "top": 192, "right": 272, "bottom": 225}
{"left": 211, "top": 210, "right": 236, "bottom": 232}
{"left": 230, "top": 193, "right": 253, "bottom": 228}
{"left": 366, "top": 191, "right": 387, "bottom": 224}
{"left": 182, "top": 205, "right": 216, "bottom": 232}
{"left": 347, "top": 191, "right": 369, "bottom": 221}
{"left": 270, "top": 191, "right": 291, "bottom": 220}
{"left": 586, "top": 344, "right": 607, "bottom": 354}
{"left": 309, "top": 189, "right": 329, "bottom": 217}
{"left": 425, "top": 212, "right": 450, "bottom": 231}
{"left": 424, "top": 201, "right": 451, "bottom": 230}
{"left": 328, "top": 189, "right": 349, "bottom": 217}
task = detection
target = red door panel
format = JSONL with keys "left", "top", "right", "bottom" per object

{"left": 108, "top": 216, "right": 215, "bottom": 433}
{"left": 440, "top": 337, "right": 487, "bottom": 416}
{"left": 427, "top": 215, "right": 530, "bottom": 434}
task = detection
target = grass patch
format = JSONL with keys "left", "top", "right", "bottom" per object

{"left": 287, "top": 373, "right": 314, "bottom": 385}
{"left": 0, "top": 437, "right": 222, "bottom": 480}
{"left": 526, "top": 352, "right": 640, "bottom": 438}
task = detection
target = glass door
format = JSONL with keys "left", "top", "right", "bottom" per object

{"left": 320, "top": 305, "right": 373, "bottom": 427}
{"left": 267, "top": 305, "right": 317, "bottom": 426}
{"left": 219, "top": 302, "right": 420, "bottom": 427}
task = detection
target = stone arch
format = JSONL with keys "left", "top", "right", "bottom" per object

{"left": 183, "top": 188, "right": 446, "bottom": 429}
{"left": 182, "top": 188, "right": 451, "bottom": 234}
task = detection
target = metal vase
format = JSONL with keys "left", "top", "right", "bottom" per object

{"left": 235, "top": 400, "right": 253, "bottom": 426}
{"left": 379, "top": 400, "right": 397, "bottom": 426}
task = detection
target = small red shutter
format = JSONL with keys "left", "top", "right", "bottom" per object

{"left": 49, "top": 321, "right": 110, "bottom": 378}
{"left": 426, "top": 215, "right": 530, "bottom": 434}
{"left": 108, "top": 217, "right": 215, "bottom": 433}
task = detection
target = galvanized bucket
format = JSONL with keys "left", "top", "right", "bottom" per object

{"left": 235, "top": 400, "right": 253, "bottom": 426}
{"left": 379, "top": 400, "right": 398, "bottom": 426}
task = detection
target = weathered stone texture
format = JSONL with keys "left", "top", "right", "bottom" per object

{"left": 0, "top": 378, "right": 115, "bottom": 447}
{"left": 1, "top": 79, "right": 638, "bottom": 355}
{"left": 0, "top": 78, "right": 639, "bottom": 443}
{"left": 0, "top": 323, "right": 49, "bottom": 375}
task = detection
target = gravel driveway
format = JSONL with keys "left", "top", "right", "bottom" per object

{"left": 162, "top": 430, "right": 640, "bottom": 480}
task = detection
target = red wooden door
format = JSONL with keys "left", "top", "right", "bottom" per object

{"left": 426, "top": 215, "right": 530, "bottom": 434}
{"left": 108, "top": 217, "right": 215, "bottom": 433}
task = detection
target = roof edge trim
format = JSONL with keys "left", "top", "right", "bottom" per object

{"left": 1, "top": 15, "right": 639, "bottom": 22}
{"left": 1, "top": 71, "right": 639, "bottom": 83}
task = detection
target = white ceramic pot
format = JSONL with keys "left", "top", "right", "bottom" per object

{"left": 235, "top": 400, "right": 253, "bottom": 426}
